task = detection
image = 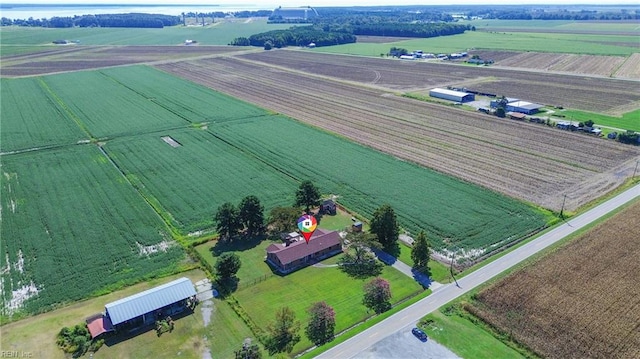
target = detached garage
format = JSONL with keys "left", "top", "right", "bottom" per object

{"left": 429, "top": 88, "right": 475, "bottom": 102}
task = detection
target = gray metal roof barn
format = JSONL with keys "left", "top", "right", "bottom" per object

{"left": 506, "top": 101, "right": 544, "bottom": 115}
{"left": 105, "top": 277, "right": 196, "bottom": 325}
{"left": 429, "top": 88, "right": 475, "bottom": 102}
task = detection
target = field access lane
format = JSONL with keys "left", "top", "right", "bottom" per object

{"left": 316, "top": 183, "right": 640, "bottom": 359}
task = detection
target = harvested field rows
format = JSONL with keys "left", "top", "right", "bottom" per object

{"left": 494, "top": 52, "right": 626, "bottom": 77}
{"left": 615, "top": 53, "right": 640, "bottom": 79}
{"left": 157, "top": 57, "right": 640, "bottom": 212}
{"left": 468, "top": 200, "right": 640, "bottom": 359}
{"left": 0, "top": 45, "right": 253, "bottom": 77}
{"left": 240, "top": 50, "right": 640, "bottom": 112}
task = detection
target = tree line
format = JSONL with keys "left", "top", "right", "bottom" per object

{"left": 3, "top": 13, "right": 182, "bottom": 28}
{"left": 229, "top": 26, "right": 356, "bottom": 48}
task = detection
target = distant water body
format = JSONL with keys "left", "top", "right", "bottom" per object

{"left": 0, "top": 4, "right": 277, "bottom": 19}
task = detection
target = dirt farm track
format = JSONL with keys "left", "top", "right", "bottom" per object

{"left": 2, "top": 46, "right": 639, "bottom": 212}
{"left": 157, "top": 51, "right": 640, "bottom": 212}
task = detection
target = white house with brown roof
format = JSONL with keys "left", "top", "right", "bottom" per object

{"left": 266, "top": 229, "right": 342, "bottom": 274}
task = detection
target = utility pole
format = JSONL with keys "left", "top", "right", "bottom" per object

{"left": 633, "top": 159, "right": 639, "bottom": 180}
{"left": 450, "top": 249, "right": 459, "bottom": 287}
{"left": 560, "top": 194, "right": 567, "bottom": 219}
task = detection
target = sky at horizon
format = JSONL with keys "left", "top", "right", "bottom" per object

{"left": 3, "top": 0, "right": 640, "bottom": 6}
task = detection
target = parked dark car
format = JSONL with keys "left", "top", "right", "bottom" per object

{"left": 411, "top": 327, "right": 428, "bottom": 342}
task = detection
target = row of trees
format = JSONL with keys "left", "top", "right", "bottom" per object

{"left": 5, "top": 13, "right": 182, "bottom": 28}
{"left": 229, "top": 26, "right": 356, "bottom": 48}
{"left": 350, "top": 23, "right": 470, "bottom": 38}
{"left": 215, "top": 195, "right": 265, "bottom": 240}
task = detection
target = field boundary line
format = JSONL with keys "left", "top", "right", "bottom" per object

{"left": 37, "top": 77, "right": 95, "bottom": 140}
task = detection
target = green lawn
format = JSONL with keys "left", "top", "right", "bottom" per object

{"left": 206, "top": 299, "right": 262, "bottom": 359}
{"left": 317, "top": 208, "right": 358, "bottom": 231}
{"left": 419, "top": 310, "right": 525, "bottom": 359}
{"left": 397, "top": 244, "right": 452, "bottom": 283}
{"left": 315, "top": 30, "right": 638, "bottom": 56}
{"left": 558, "top": 108, "right": 640, "bottom": 132}
{"left": 235, "top": 265, "right": 423, "bottom": 355}
{"left": 195, "top": 238, "right": 276, "bottom": 286}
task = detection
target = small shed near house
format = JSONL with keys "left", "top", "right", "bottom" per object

{"left": 320, "top": 199, "right": 337, "bottom": 215}
{"left": 352, "top": 221, "right": 363, "bottom": 232}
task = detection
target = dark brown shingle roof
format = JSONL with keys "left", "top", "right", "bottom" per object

{"left": 267, "top": 229, "right": 341, "bottom": 265}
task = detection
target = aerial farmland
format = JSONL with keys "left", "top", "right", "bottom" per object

{"left": 1, "top": 4, "right": 639, "bottom": 359}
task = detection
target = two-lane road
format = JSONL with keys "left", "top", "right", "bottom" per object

{"left": 316, "top": 183, "right": 640, "bottom": 359}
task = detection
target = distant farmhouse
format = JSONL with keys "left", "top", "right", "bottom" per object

{"left": 270, "top": 6, "right": 319, "bottom": 21}
{"left": 266, "top": 229, "right": 342, "bottom": 274}
{"left": 86, "top": 277, "right": 197, "bottom": 338}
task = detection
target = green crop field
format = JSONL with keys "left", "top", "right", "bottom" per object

{"left": 0, "top": 145, "right": 184, "bottom": 319}
{"left": 0, "top": 78, "right": 88, "bottom": 152}
{"left": 103, "top": 128, "right": 298, "bottom": 233}
{"left": 465, "top": 19, "right": 640, "bottom": 33}
{"left": 316, "top": 30, "right": 639, "bottom": 56}
{"left": 1, "top": 65, "right": 548, "bottom": 317}
{"left": 0, "top": 19, "right": 292, "bottom": 47}
{"left": 210, "top": 115, "right": 548, "bottom": 250}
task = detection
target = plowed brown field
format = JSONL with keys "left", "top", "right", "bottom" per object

{"left": 238, "top": 50, "right": 640, "bottom": 113}
{"left": 495, "top": 52, "right": 626, "bottom": 77}
{"left": 467, "top": 200, "right": 640, "bottom": 359}
{"left": 0, "top": 45, "right": 254, "bottom": 77}
{"left": 156, "top": 55, "right": 640, "bottom": 212}
{"left": 615, "top": 53, "right": 640, "bottom": 79}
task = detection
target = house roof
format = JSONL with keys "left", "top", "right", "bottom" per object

{"left": 105, "top": 277, "right": 196, "bottom": 325}
{"left": 267, "top": 229, "right": 341, "bottom": 265}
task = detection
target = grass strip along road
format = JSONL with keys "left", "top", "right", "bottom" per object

{"left": 315, "top": 182, "right": 640, "bottom": 359}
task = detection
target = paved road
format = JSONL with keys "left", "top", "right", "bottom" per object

{"left": 316, "top": 183, "right": 640, "bottom": 359}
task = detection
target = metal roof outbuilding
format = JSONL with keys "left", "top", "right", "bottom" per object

{"left": 105, "top": 277, "right": 196, "bottom": 325}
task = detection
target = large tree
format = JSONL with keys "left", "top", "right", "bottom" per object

{"left": 234, "top": 341, "right": 262, "bottom": 359}
{"left": 215, "top": 202, "right": 241, "bottom": 240}
{"left": 305, "top": 301, "right": 336, "bottom": 346}
{"left": 215, "top": 252, "right": 241, "bottom": 282}
{"left": 239, "top": 195, "right": 265, "bottom": 237}
{"left": 363, "top": 277, "right": 392, "bottom": 314}
{"left": 369, "top": 204, "right": 400, "bottom": 252}
{"left": 268, "top": 206, "right": 300, "bottom": 235}
{"left": 264, "top": 307, "right": 301, "bottom": 355}
{"left": 411, "top": 230, "right": 431, "bottom": 275}
{"left": 338, "top": 231, "right": 383, "bottom": 278}
{"left": 295, "top": 180, "right": 321, "bottom": 214}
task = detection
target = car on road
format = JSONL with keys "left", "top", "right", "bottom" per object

{"left": 411, "top": 327, "right": 428, "bottom": 342}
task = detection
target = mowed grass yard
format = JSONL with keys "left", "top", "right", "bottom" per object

{"left": 196, "top": 236, "right": 424, "bottom": 355}
{"left": 235, "top": 264, "right": 423, "bottom": 355}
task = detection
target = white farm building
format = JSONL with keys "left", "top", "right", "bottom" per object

{"left": 429, "top": 88, "right": 475, "bottom": 102}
